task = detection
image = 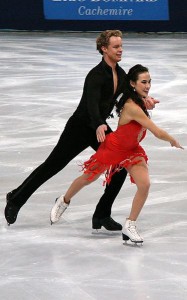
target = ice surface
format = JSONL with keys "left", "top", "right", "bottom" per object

{"left": 0, "top": 32, "right": 187, "bottom": 300}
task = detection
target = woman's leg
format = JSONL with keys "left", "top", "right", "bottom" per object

{"left": 122, "top": 159, "right": 150, "bottom": 243}
{"left": 50, "top": 172, "right": 101, "bottom": 224}
{"left": 64, "top": 173, "right": 101, "bottom": 203}
{"left": 127, "top": 160, "right": 150, "bottom": 221}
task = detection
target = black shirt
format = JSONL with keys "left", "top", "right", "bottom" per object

{"left": 73, "top": 59, "right": 127, "bottom": 130}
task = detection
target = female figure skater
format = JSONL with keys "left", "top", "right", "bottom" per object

{"left": 50, "top": 64, "right": 183, "bottom": 244}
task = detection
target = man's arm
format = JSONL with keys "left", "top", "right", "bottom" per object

{"left": 85, "top": 73, "right": 106, "bottom": 129}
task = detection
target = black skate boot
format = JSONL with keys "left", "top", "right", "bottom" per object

{"left": 92, "top": 216, "right": 122, "bottom": 231}
{"left": 4, "top": 191, "right": 21, "bottom": 225}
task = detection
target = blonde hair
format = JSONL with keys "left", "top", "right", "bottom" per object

{"left": 96, "top": 30, "right": 123, "bottom": 55}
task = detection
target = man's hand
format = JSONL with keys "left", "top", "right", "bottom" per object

{"left": 96, "top": 124, "right": 107, "bottom": 142}
{"left": 144, "top": 96, "right": 160, "bottom": 110}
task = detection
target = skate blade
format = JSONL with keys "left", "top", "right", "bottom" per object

{"left": 92, "top": 228, "right": 102, "bottom": 234}
{"left": 50, "top": 220, "right": 59, "bottom": 226}
{"left": 123, "top": 239, "right": 143, "bottom": 246}
{"left": 92, "top": 228, "right": 120, "bottom": 236}
{"left": 122, "top": 233, "right": 143, "bottom": 245}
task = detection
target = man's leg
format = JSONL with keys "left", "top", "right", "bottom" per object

{"left": 92, "top": 168, "right": 127, "bottom": 230}
{"left": 89, "top": 125, "right": 128, "bottom": 231}
{"left": 5, "top": 118, "right": 90, "bottom": 224}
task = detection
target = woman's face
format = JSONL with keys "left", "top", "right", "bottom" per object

{"left": 131, "top": 72, "right": 151, "bottom": 98}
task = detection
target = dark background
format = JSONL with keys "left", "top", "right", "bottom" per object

{"left": 0, "top": 0, "right": 186, "bottom": 32}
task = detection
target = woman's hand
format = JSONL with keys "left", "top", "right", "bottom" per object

{"left": 170, "top": 140, "right": 184, "bottom": 149}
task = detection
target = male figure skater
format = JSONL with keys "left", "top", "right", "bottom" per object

{"left": 5, "top": 30, "right": 158, "bottom": 230}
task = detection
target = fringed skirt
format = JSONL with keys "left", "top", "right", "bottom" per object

{"left": 81, "top": 143, "right": 148, "bottom": 185}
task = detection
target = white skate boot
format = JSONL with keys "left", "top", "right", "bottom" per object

{"left": 50, "top": 196, "right": 69, "bottom": 225}
{"left": 122, "top": 219, "right": 143, "bottom": 244}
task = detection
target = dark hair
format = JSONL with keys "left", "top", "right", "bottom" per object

{"left": 96, "top": 30, "right": 122, "bottom": 55}
{"left": 116, "top": 64, "right": 150, "bottom": 117}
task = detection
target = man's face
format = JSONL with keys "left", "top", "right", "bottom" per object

{"left": 102, "top": 36, "right": 123, "bottom": 63}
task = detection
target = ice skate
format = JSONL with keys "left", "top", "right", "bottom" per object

{"left": 92, "top": 216, "right": 122, "bottom": 232}
{"left": 50, "top": 196, "right": 69, "bottom": 225}
{"left": 122, "top": 219, "right": 143, "bottom": 244}
{"left": 5, "top": 191, "right": 21, "bottom": 225}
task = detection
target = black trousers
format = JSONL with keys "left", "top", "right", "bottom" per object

{"left": 11, "top": 116, "right": 127, "bottom": 218}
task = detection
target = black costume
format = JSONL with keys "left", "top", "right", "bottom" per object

{"left": 5, "top": 59, "right": 128, "bottom": 227}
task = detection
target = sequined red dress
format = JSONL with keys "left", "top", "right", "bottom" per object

{"left": 82, "top": 120, "right": 148, "bottom": 185}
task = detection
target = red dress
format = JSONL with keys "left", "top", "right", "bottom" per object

{"left": 82, "top": 120, "right": 148, "bottom": 185}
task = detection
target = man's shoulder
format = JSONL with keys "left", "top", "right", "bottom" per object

{"left": 86, "top": 60, "right": 105, "bottom": 79}
{"left": 85, "top": 60, "right": 126, "bottom": 80}
{"left": 117, "top": 63, "right": 126, "bottom": 75}
{"left": 88, "top": 60, "right": 103, "bottom": 72}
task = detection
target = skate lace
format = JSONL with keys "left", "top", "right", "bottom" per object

{"left": 129, "top": 223, "right": 141, "bottom": 240}
{"left": 55, "top": 202, "right": 67, "bottom": 218}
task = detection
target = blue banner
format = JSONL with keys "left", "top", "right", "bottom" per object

{"left": 43, "top": 0, "right": 169, "bottom": 21}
